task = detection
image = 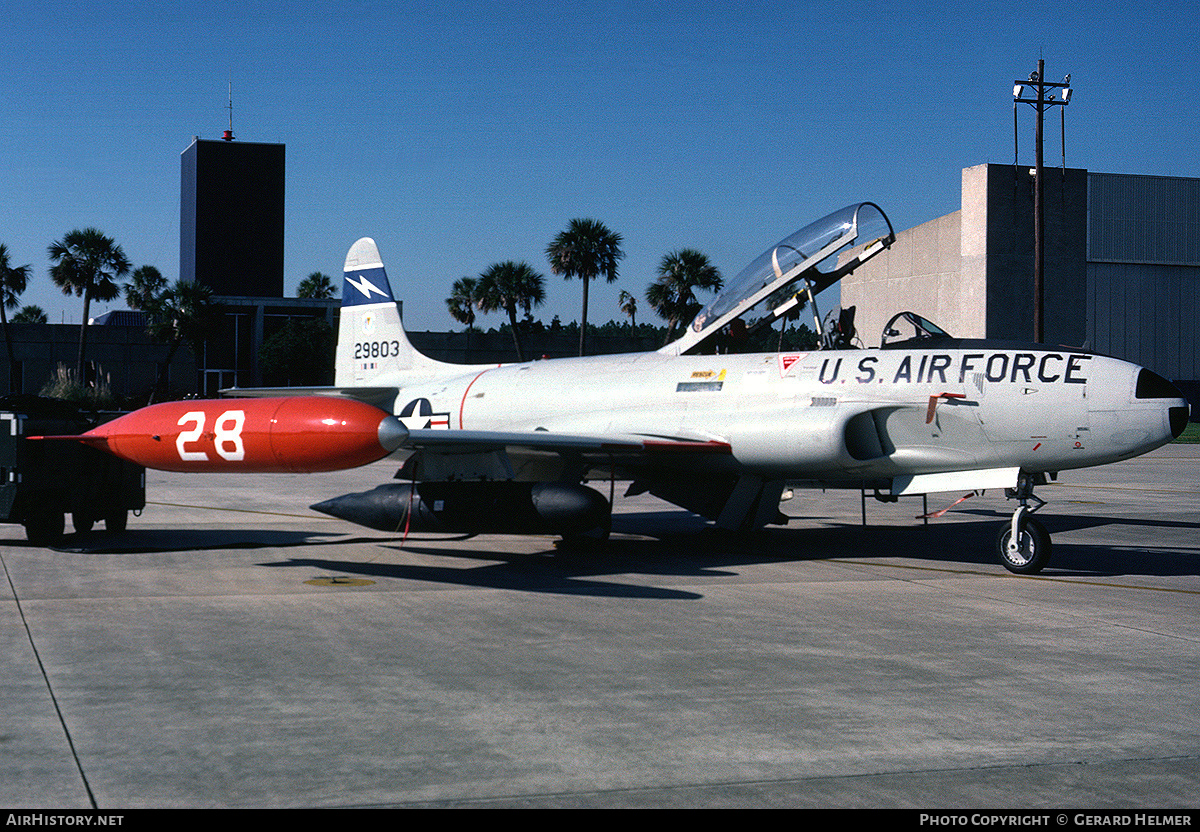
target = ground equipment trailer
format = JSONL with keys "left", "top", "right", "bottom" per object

{"left": 0, "top": 396, "right": 145, "bottom": 544}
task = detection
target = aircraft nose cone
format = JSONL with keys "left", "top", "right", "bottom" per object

{"left": 311, "top": 486, "right": 409, "bottom": 531}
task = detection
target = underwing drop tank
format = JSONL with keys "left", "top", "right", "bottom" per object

{"left": 310, "top": 481, "right": 610, "bottom": 536}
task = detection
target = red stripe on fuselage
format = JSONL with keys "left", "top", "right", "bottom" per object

{"left": 459, "top": 369, "right": 493, "bottom": 430}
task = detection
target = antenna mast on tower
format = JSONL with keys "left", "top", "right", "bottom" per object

{"left": 223, "top": 81, "right": 235, "bottom": 141}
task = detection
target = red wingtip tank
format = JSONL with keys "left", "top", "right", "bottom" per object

{"left": 38, "top": 397, "right": 408, "bottom": 473}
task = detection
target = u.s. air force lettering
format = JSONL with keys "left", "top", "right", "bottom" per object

{"left": 817, "top": 352, "right": 1094, "bottom": 385}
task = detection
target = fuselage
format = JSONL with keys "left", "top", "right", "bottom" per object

{"left": 383, "top": 342, "right": 1188, "bottom": 486}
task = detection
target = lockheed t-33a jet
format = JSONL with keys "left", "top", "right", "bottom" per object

{"left": 58, "top": 202, "right": 1188, "bottom": 572}
{"left": 290, "top": 201, "right": 1188, "bottom": 574}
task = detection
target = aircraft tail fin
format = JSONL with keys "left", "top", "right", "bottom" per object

{"left": 335, "top": 238, "right": 456, "bottom": 386}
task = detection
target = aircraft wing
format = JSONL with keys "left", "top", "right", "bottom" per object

{"left": 400, "top": 427, "right": 731, "bottom": 456}
{"left": 221, "top": 386, "right": 401, "bottom": 411}
{"left": 393, "top": 427, "right": 731, "bottom": 482}
{"left": 216, "top": 387, "right": 732, "bottom": 466}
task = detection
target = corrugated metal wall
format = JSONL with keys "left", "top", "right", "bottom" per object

{"left": 1089, "top": 173, "right": 1200, "bottom": 265}
{"left": 1087, "top": 173, "right": 1200, "bottom": 380}
{"left": 1087, "top": 262, "right": 1200, "bottom": 379}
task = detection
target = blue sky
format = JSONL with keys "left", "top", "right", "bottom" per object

{"left": 2, "top": 0, "right": 1196, "bottom": 332}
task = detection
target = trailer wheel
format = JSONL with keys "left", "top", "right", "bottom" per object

{"left": 25, "top": 507, "right": 65, "bottom": 545}
{"left": 72, "top": 513, "right": 95, "bottom": 533}
{"left": 105, "top": 511, "right": 128, "bottom": 533}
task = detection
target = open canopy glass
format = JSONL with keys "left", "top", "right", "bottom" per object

{"left": 662, "top": 202, "right": 894, "bottom": 355}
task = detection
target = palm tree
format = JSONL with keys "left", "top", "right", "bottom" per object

{"left": 475, "top": 262, "right": 545, "bottom": 362}
{"left": 446, "top": 276, "right": 479, "bottom": 358}
{"left": 646, "top": 248, "right": 723, "bottom": 346}
{"left": 618, "top": 289, "right": 638, "bottom": 330}
{"left": 298, "top": 271, "right": 337, "bottom": 299}
{"left": 546, "top": 218, "right": 624, "bottom": 357}
{"left": 48, "top": 228, "right": 131, "bottom": 379}
{"left": 446, "top": 276, "right": 478, "bottom": 330}
{"left": 0, "top": 243, "right": 32, "bottom": 390}
{"left": 12, "top": 305, "right": 48, "bottom": 324}
{"left": 124, "top": 265, "right": 167, "bottom": 312}
{"left": 127, "top": 277, "right": 220, "bottom": 402}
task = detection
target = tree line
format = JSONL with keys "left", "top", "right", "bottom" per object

{"left": 0, "top": 228, "right": 347, "bottom": 401}
{"left": 1, "top": 229, "right": 223, "bottom": 403}
{"left": 0, "top": 217, "right": 815, "bottom": 399}
{"left": 446, "top": 217, "right": 729, "bottom": 362}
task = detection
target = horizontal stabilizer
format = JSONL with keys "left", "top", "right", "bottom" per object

{"left": 220, "top": 386, "right": 400, "bottom": 412}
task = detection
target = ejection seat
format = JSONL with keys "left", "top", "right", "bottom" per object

{"left": 821, "top": 306, "right": 857, "bottom": 350}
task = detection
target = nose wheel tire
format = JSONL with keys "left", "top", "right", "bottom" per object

{"left": 997, "top": 517, "right": 1051, "bottom": 574}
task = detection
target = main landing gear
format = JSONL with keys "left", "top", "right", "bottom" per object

{"left": 997, "top": 474, "right": 1051, "bottom": 574}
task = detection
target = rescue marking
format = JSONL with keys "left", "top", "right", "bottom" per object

{"left": 778, "top": 353, "right": 807, "bottom": 376}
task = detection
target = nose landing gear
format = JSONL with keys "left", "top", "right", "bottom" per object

{"left": 998, "top": 474, "right": 1051, "bottom": 574}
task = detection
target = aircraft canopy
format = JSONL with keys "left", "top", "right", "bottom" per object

{"left": 662, "top": 202, "right": 894, "bottom": 354}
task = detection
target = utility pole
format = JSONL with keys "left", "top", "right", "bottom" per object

{"left": 1014, "top": 59, "right": 1072, "bottom": 343}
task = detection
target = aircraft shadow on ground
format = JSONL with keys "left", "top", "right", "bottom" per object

{"left": 805, "top": 510, "right": 1200, "bottom": 578}
{"left": 254, "top": 507, "right": 1200, "bottom": 599}
{"left": 45, "top": 527, "right": 351, "bottom": 555}
{"left": 40, "top": 506, "right": 1200, "bottom": 590}
{"left": 263, "top": 555, "right": 704, "bottom": 600}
